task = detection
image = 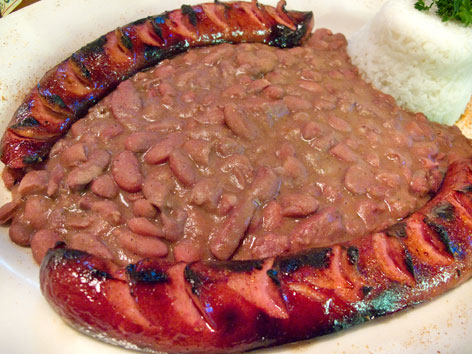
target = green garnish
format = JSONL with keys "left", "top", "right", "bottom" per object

{"left": 414, "top": 0, "right": 472, "bottom": 26}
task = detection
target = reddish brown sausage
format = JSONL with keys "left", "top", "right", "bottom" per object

{"left": 40, "top": 158, "right": 472, "bottom": 353}
{"left": 0, "top": 1, "right": 313, "bottom": 169}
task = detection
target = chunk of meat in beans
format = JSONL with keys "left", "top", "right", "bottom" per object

{"left": 4, "top": 29, "right": 472, "bottom": 266}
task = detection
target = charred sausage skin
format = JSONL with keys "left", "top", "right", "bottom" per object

{"left": 41, "top": 158, "right": 472, "bottom": 353}
{"left": 0, "top": 1, "right": 313, "bottom": 169}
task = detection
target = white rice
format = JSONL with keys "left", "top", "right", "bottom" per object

{"left": 347, "top": 0, "right": 472, "bottom": 125}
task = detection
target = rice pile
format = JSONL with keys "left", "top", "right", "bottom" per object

{"left": 347, "top": 0, "right": 472, "bottom": 125}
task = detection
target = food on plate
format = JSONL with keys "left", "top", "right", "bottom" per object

{"left": 0, "top": 0, "right": 313, "bottom": 169}
{"left": 41, "top": 158, "right": 472, "bottom": 352}
{"left": 348, "top": 0, "right": 472, "bottom": 125}
{"left": 1, "top": 0, "right": 472, "bottom": 353}
{"left": 6, "top": 28, "right": 472, "bottom": 267}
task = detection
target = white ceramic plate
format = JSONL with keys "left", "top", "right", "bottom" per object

{"left": 0, "top": 0, "right": 471, "bottom": 353}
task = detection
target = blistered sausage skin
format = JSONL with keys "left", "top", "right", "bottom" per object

{"left": 41, "top": 159, "right": 472, "bottom": 353}
{"left": 0, "top": 1, "right": 313, "bottom": 169}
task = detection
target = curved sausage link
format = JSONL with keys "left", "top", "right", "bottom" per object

{"left": 40, "top": 158, "right": 472, "bottom": 353}
{"left": 0, "top": 1, "right": 313, "bottom": 169}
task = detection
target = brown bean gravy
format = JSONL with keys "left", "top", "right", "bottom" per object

{"left": 3, "top": 29, "right": 472, "bottom": 266}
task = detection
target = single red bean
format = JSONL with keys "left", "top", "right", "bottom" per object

{"left": 251, "top": 233, "right": 290, "bottom": 259}
{"left": 68, "top": 232, "right": 113, "bottom": 260}
{"left": 60, "top": 143, "right": 88, "bottom": 167}
{"left": 133, "top": 199, "right": 156, "bottom": 219}
{"left": 210, "top": 198, "right": 256, "bottom": 260}
{"left": 47, "top": 164, "right": 65, "bottom": 197}
{"left": 142, "top": 174, "right": 170, "bottom": 210}
{"left": 144, "top": 132, "right": 185, "bottom": 165}
{"left": 183, "top": 139, "right": 212, "bottom": 166}
{"left": 169, "top": 149, "right": 199, "bottom": 187}
{"left": 24, "top": 196, "right": 51, "bottom": 229}
{"left": 330, "top": 143, "right": 358, "bottom": 162}
{"left": 223, "top": 103, "right": 256, "bottom": 140}
{"left": 344, "top": 164, "right": 376, "bottom": 195}
{"left": 30, "top": 230, "right": 61, "bottom": 265}
{"left": 127, "top": 217, "right": 164, "bottom": 238}
{"left": 190, "top": 178, "right": 222, "bottom": 210}
{"left": 2, "top": 167, "right": 23, "bottom": 190}
{"left": 161, "top": 209, "right": 188, "bottom": 242}
{"left": 91, "top": 175, "right": 118, "bottom": 199}
{"left": 116, "top": 229, "right": 168, "bottom": 258}
{"left": 65, "top": 212, "right": 92, "bottom": 229}
{"left": 125, "top": 131, "right": 162, "bottom": 153}
{"left": 0, "top": 200, "right": 20, "bottom": 224}
{"left": 174, "top": 239, "right": 203, "bottom": 263}
{"left": 91, "top": 200, "right": 121, "bottom": 225}
{"left": 279, "top": 193, "right": 319, "bottom": 217}
{"left": 18, "top": 170, "right": 49, "bottom": 196}
{"left": 262, "top": 201, "right": 283, "bottom": 231}
{"left": 248, "top": 166, "right": 280, "bottom": 203}
{"left": 112, "top": 151, "right": 143, "bottom": 193}
{"left": 9, "top": 219, "right": 32, "bottom": 247}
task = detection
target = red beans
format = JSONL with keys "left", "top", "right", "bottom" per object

{"left": 302, "top": 121, "right": 323, "bottom": 140}
{"left": 0, "top": 200, "right": 19, "bottom": 224}
{"left": 190, "top": 178, "right": 222, "bottom": 210}
{"left": 91, "top": 175, "right": 118, "bottom": 199}
{"left": 24, "top": 196, "right": 51, "bottom": 229}
{"left": 223, "top": 103, "right": 256, "bottom": 140}
{"left": 18, "top": 170, "right": 49, "bottom": 196}
{"left": 9, "top": 219, "right": 32, "bottom": 247}
{"left": 110, "top": 80, "right": 143, "bottom": 129}
{"left": 344, "top": 164, "right": 376, "bottom": 195}
{"left": 142, "top": 171, "right": 171, "bottom": 209}
{"left": 133, "top": 199, "right": 156, "bottom": 218}
{"left": 128, "top": 217, "right": 163, "bottom": 237}
{"left": 328, "top": 115, "right": 351, "bottom": 132}
{"left": 116, "top": 228, "right": 168, "bottom": 258}
{"left": 219, "top": 154, "right": 254, "bottom": 190}
{"left": 174, "top": 239, "right": 203, "bottom": 262}
{"left": 30, "top": 230, "right": 61, "bottom": 265}
{"left": 330, "top": 143, "right": 358, "bottom": 162}
{"left": 6, "top": 34, "right": 472, "bottom": 265}
{"left": 249, "top": 166, "right": 280, "bottom": 203}
{"left": 183, "top": 139, "right": 212, "bottom": 166}
{"left": 67, "top": 232, "right": 113, "bottom": 260}
{"left": 193, "top": 107, "right": 225, "bottom": 125}
{"left": 251, "top": 233, "right": 290, "bottom": 259}
{"left": 161, "top": 209, "right": 187, "bottom": 242}
{"left": 279, "top": 194, "right": 319, "bottom": 217}
{"left": 2, "top": 167, "right": 23, "bottom": 190}
{"left": 169, "top": 149, "right": 199, "bottom": 187}
{"left": 281, "top": 156, "right": 307, "bottom": 186}
{"left": 125, "top": 131, "right": 162, "bottom": 153}
{"left": 66, "top": 149, "right": 110, "bottom": 190}
{"left": 47, "top": 165, "right": 65, "bottom": 197}
{"left": 291, "top": 208, "right": 345, "bottom": 251}
{"left": 60, "top": 143, "right": 88, "bottom": 167}
{"left": 262, "top": 201, "right": 282, "bottom": 231}
{"left": 91, "top": 200, "right": 121, "bottom": 225}
{"left": 112, "top": 151, "right": 143, "bottom": 193}
{"left": 210, "top": 198, "right": 256, "bottom": 260}
{"left": 299, "top": 80, "right": 323, "bottom": 94}
{"left": 144, "top": 132, "right": 185, "bottom": 165}
{"left": 283, "top": 95, "right": 312, "bottom": 111}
